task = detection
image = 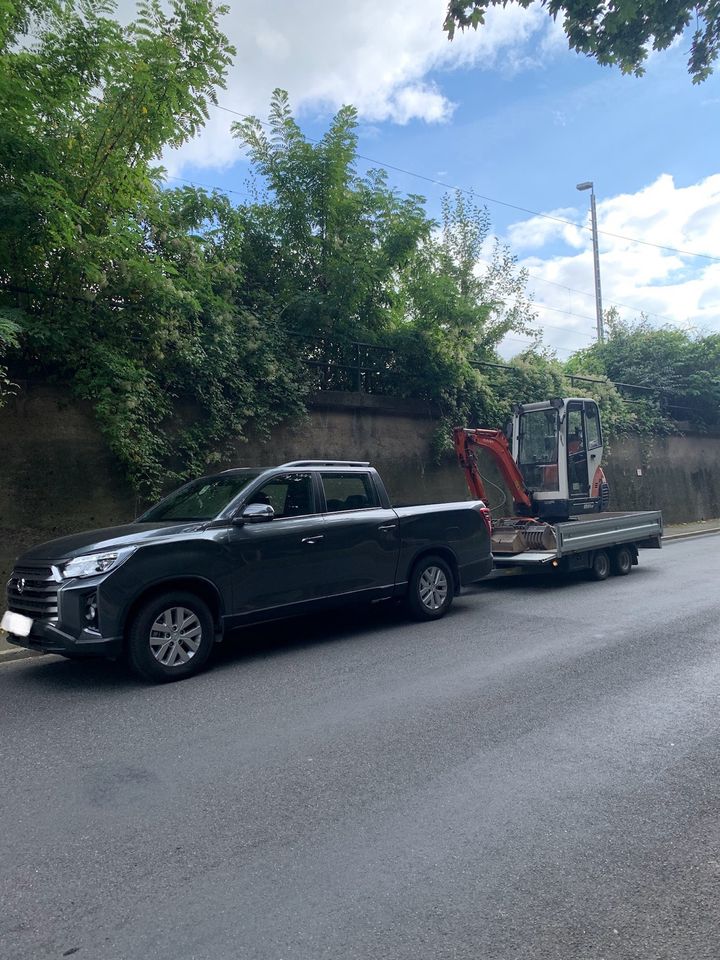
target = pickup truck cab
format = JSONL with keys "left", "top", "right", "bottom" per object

{"left": 2, "top": 460, "right": 493, "bottom": 681}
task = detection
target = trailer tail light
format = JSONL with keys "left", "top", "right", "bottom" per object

{"left": 478, "top": 504, "right": 493, "bottom": 538}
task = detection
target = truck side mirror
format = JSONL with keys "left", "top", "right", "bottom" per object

{"left": 504, "top": 420, "right": 513, "bottom": 440}
{"left": 235, "top": 503, "right": 275, "bottom": 524}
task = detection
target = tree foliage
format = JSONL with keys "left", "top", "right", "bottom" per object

{"left": 0, "top": 0, "right": 302, "bottom": 495}
{"left": 0, "top": 306, "right": 20, "bottom": 406}
{"left": 2, "top": 0, "right": 693, "bottom": 500}
{"left": 566, "top": 313, "right": 720, "bottom": 429}
{"left": 233, "top": 90, "right": 431, "bottom": 342}
{"left": 444, "top": 0, "right": 720, "bottom": 83}
{"left": 234, "top": 89, "right": 539, "bottom": 435}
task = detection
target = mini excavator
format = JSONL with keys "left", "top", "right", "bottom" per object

{"left": 454, "top": 398, "right": 611, "bottom": 554}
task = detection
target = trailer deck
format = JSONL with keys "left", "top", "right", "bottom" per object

{"left": 492, "top": 510, "right": 663, "bottom": 568}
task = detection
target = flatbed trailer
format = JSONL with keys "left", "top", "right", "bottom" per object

{"left": 490, "top": 510, "right": 663, "bottom": 578}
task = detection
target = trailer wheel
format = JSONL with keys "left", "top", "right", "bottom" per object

{"left": 406, "top": 555, "right": 454, "bottom": 621}
{"left": 589, "top": 550, "right": 610, "bottom": 581}
{"left": 611, "top": 545, "right": 633, "bottom": 576}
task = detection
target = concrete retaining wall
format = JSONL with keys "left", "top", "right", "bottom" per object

{"left": 1, "top": 384, "right": 719, "bottom": 585}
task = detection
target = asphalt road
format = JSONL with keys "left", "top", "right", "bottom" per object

{"left": 1, "top": 536, "right": 719, "bottom": 960}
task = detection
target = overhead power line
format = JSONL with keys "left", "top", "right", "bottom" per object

{"left": 518, "top": 271, "right": 677, "bottom": 326}
{"left": 163, "top": 173, "right": 676, "bottom": 334}
{"left": 213, "top": 103, "right": 720, "bottom": 264}
{"left": 165, "top": 109, "right": 711, "bottom": 340}
{"left": 166, "top": 174, "right": 248, "bottom": 198}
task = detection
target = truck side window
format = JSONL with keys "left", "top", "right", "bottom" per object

{"left": 584, "top": 402, "right": 602, "bottom": 449}
{"left": 247, "top": 473, "right": 315, "bottom": 518}
{"left": 321, "top": 473, "right": 379, "bottom": 512}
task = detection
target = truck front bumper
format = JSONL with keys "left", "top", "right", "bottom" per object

{"left": 4, "top": 569, "right": 124, "bottom": 659}
{"left": 5, "top": 618, "right": 123, "bottom": 658}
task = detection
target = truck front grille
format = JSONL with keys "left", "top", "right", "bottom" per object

{"left": 6, "top": 566, "right": 59, "bottom": 620}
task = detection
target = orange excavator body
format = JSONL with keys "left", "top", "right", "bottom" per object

{"left": 452, "top": 427, "right": 533, "bottom": 516}
{"left": 452, "top": 426, "right": 560, "bottom": 553}
{"left": 454, "top": 399, "right": 611, "bottom": 553}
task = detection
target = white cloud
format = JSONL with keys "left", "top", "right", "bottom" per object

{"left": 501, "top": 174, "right": 720, "bottom": 358}
{"left": 134, "top": 0, "right": 559, "bottom": 174}
{"left": 507, "top": 207, "right": 585, "bottom": 251}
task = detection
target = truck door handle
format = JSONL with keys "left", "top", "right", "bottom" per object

{"left": 377, "top": 522, "right": 398, "bottom": 531}
{"left": 301, "top": 535, "right": 324, "bottom": 544}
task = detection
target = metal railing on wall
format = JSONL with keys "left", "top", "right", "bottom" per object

{"left": 288, "top": 333, "right": 707, "bottom": 423}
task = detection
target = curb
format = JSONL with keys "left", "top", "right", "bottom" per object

{"left": 663, "top": 526, "right": 720, "bottom": 542}
{"left": 0, "top": 645, "right": 47, "bottom": 665}
{"left": 1, "top": 527, "right": 718, "bottom": 666}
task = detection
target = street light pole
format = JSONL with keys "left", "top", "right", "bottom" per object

{"left": 576, "top": 181, "right": 604, "bottom": 342}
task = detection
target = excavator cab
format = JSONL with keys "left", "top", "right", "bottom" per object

{"left": 511, "top": 398, "right": 609, "bottom": 519}
{"left": 453, "top": 398, "right": 610, "bottom": 525}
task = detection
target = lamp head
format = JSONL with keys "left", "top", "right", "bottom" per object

{"left": 576, "top": 181, "right": 593, "bottom": 191}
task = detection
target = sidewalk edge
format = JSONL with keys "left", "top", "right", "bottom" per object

{"left": 663, "top": 526, "right": 720, "bottom": 542}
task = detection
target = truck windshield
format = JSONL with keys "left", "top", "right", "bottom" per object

{"left": 139, "top": 472, "right": 262, "bottom": 522}
{"left": 517, "top": 409, "right": 559, "bottom": 493}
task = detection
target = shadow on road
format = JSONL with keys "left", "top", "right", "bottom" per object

{"left": 5, "top": 565, "right": 657, "bottom": 690}
{"left": 467, "top": 563, "right": 656, "bottom": 594}
{"left": 5, "top": 600, "right": 421, "bottom": 689}
{"left": 215, "top": 600, "right": 414, "bottom": 668}
{"left": 4, "top": 652, "right": 140, "bottom": 691}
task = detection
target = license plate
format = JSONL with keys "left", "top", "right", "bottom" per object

{"left": 1, "top": 610, "right": 33, "bottom": 637}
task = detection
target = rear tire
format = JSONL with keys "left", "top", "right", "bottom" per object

{"left": 611, "top": 545, "right": 633, "bottom": 576}
{"left": 589, "top": 550, "right": 610, "bottom": 581}
{"left": 126, "top": 591, "right": 215, "bottom": 682}
{"left": 406, "top": 555, "right": 454, "bottom": 621}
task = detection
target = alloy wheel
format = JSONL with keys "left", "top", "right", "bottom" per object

{"left": 419, "top": 566, "right": 449, "bottom": 611}
{"left": 149, "top": 607, "right": 203, "bottom": 667}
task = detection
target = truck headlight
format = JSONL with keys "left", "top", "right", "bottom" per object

{"left": 60, "top": 548, "right": 136, "bottom": 580}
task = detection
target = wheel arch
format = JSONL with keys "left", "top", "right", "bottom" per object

{"left": 407, "top": 546, "right": 460, "bottom": 595}
{"left": 121, "top": 577, "right": 224, "bottom": 644}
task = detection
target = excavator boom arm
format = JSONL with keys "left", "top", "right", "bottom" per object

{"left": 453, "top": 427, "right": 534, "bottom": 514}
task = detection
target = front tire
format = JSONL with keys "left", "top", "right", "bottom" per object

{"left": 126, "top": 591, "right": 215, "bottom": 682}
{"left": 406, "top": 555, "right": 454, "bottom": 621}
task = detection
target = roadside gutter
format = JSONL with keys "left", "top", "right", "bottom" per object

{"left": 2, "top": 520, "right": 719, "bottom": 665}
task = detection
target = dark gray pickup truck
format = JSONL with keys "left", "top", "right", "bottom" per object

{"left": 2, "top": 460, "right": 493, "bottom": 681}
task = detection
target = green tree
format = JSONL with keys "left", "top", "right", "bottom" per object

{"left": 0, "top": 308, "right": 20, "bottom": 406}
{"left": 233, "top": 89, "right": 430, "bottom": 342}
{"left": 398, "top": 192, "right": 535, "bottom": 355}
{"left": 444, "top": 0, "right": 720, "bottom": 83}
{"left": 0, "top": 0, "right": 300, "bottom": 495}
{"left": 388, "top": 192, "right": 537, "bottom": 430}
{"left": 1, "top": 0, "right": 234, "bottom": 316}
{"left": 565, "top": 313, "right": 720, "bottom": 429}
{"left": 236, "top": 95, "right": 539, "bottom": 431}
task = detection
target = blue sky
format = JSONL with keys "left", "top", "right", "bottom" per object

{"left": 158, "top": 0, "right": 720, "bottom": 358}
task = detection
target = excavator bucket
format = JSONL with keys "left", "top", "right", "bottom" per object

{"left": 490, "top": 519, "right": 557, "bottom": 554}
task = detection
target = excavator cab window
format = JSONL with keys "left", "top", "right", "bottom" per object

{"left": 517, "top": 408, "right": 560, "bottom": 493}
{"left": 567, "top": 402, "right": 589, "bottom": 496}
{"left": 584, "top": 401, "right": 602, "bottom": 449}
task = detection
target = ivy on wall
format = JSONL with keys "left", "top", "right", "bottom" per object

{"left": 1, "top": 3, "right": 712, "bottom": 499}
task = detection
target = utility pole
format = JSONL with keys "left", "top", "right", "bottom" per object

{"left": 576, "top": 181, "right": 604, "bottom": 342}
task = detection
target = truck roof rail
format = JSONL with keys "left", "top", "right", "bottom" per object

{"left": 279, "top": 459, "right": 371, "bottom": 468}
